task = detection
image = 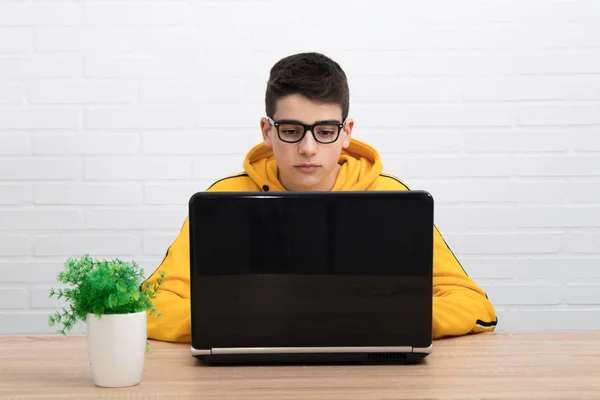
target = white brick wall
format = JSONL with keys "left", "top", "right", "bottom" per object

{"left": 1, "top": 0, "right": 599, "bottom": 335}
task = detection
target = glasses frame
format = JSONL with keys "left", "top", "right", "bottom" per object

{"left": 266, "top": 116, "right": 346, "bottom": 144}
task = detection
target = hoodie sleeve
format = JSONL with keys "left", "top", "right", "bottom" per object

{"left": 431, "top": 226, "right": 497, "bottom": 339}
{"left": 377, "top": 173, "right": 497, "bottom": 338}
{"left": 144, "top": 218, "right": 192, "bottom": 343}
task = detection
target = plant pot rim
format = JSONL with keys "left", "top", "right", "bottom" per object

{"left": 87, "top": 310, "right": 147, "bottom": 318}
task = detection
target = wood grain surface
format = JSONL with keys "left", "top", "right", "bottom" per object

{"left": 2, "top": 332, "right": 600, "bottom": 399}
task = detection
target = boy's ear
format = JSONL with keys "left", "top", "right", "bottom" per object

{"left": 260, "top": 117, "right": 273, "bottom": 148}
{"left": 341, "top": 118, "right": 354, "bottom": 149}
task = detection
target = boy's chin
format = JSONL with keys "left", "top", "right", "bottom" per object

{"left": 290, "top": 176, "right": 328, "bottom": 192}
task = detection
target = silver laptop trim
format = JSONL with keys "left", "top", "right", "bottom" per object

{"left": 412, "top": 345, "right": 433, "bottom": 353}
{"left": 191, "top": 344, "right": 432, "bottom": 356}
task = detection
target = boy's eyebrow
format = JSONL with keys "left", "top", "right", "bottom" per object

{"left": 314, "top": 119, "right": 343, "bottom": 124}
{"left": 277, "top": 118, "right": 343, "bottom": 124}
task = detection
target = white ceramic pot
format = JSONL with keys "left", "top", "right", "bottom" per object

{"left": 86, "top": 310, "right": 147, "bottom": 388}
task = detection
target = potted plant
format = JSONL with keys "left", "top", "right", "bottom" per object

{"left": 48, "top": 254, "right": 166, "bottom": 388}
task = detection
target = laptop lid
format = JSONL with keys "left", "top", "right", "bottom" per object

{"left": 188, "top": 190, "right": 433, "bottom": 357}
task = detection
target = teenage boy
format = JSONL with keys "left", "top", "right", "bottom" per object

{"left": 143, "top": 52, "right": 497, "bottom": 343}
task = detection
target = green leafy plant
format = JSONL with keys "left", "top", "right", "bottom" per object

{"left": 48, "top": 254, "right": 166, "bottom": 336}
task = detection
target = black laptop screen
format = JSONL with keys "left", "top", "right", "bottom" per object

{"left": 188, "top": 191, "right": 434, "bottom": 349}
{"left": 189, "top": 191, "right": 433, "bottom": 277}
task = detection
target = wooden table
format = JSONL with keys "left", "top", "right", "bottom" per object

{"left": 2, "top": 332, "right": 600, "bottom": 399}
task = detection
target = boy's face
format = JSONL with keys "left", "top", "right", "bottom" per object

{"left": 260, "top": 94, "right": 353, "bottom": 192}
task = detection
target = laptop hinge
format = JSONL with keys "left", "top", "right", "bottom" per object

{"left": 210, "top": 346, "right": 414, "bottom": 355}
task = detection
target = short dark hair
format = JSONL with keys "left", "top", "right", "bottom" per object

{"left": 265, "top": 52, "right": 350, "bottom": 120}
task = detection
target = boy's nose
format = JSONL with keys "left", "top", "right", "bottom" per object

{"left": 298, "top": 130, "right": 318, "bottom": 155}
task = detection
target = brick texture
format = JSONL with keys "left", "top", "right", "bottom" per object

{"left": 1, "top": 0, "right": 599, "bottom": 334}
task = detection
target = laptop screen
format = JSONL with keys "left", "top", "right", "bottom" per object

{"left": 189, "top": 191, "right": 433, "bottom": 349}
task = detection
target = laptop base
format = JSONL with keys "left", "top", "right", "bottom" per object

{"left": 194, "top": 351, "right": 429, "bottom": 366}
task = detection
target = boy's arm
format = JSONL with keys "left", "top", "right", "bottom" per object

{"left": 376, "top": 174, "right": 497, "bottom": 337}
{"left": 431, "top": 226, "right": 497, "bottom": 338}
{"left": 144, "top": 218, "right": 192, "bottom": 343}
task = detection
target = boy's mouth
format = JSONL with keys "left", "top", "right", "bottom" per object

{"left": 295, "top": 163, "right": 320, "bottom": 172}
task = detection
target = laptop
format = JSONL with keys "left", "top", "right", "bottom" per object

{"left": 188, "top": 190, "right": 434, "bottom": 365}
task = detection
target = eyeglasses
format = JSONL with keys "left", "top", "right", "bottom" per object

{"left": 266, "top": 116, "right": 345, "bottom": 144}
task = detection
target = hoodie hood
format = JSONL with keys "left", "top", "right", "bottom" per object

{"left": 242, "top": 138, "right": 383, "bottom": 191}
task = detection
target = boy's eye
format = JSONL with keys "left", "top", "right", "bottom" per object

{"left": 279, "top": 124, "right": 302, "bottom": 135}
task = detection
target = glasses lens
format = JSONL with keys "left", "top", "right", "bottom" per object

{"left": 278, "top": 123, "right": 304, "bottom": 142}
{"left": 314, "top": 124, "right": 339, "bottom": 143}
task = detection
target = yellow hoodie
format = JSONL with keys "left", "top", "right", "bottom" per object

{"left": 144, "top": 138, "right": 497, "bottom": 343}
